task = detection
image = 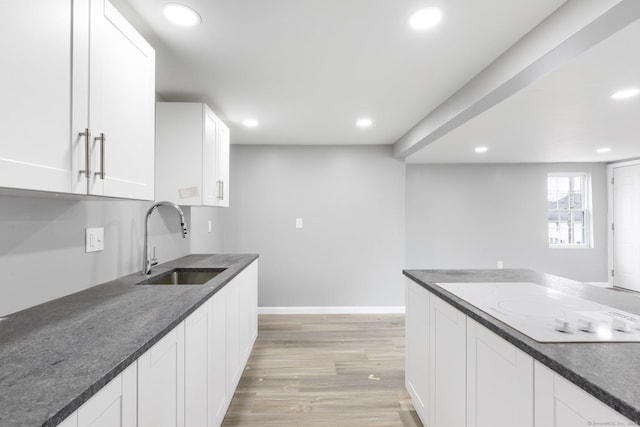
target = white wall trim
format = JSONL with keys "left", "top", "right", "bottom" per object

{"left": 258, "top": 306, "right": 406, "bottom": 315}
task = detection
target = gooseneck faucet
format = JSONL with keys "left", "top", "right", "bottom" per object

{"left": 142, "top": 201, "right": 188, "bottom": 275}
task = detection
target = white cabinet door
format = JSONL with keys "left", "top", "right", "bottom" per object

{"left": 405, "top": 279, "right": 430, "bottom": 422}
{"left": 138, "top": 322, "right": 185, "bottom": 427}
{"left": 77, "top": 362, "right": 137, "bottom": 427}
{"left": 203, "top": 108, "right": 220, "bottom": 206}
{"left": 0, "top": 0, "right": 74, "bottom": 193}
{"left": 213, "top": 121, "right": 230, "bottom": 207}
{"left": 78, "top": 0, "right": 155, "bottom": 200}
{"left": 211, "top": 286, "right": 230, "bottom": 427}
{"left": 467, "top": 319, "right": 533, "bottom": 427}
{"left": 226, "top": 277, "right": 242, "bottom": 391}
{"left": 429, "top": 294, "right": 466, "bottom": 427}
{"left": 58, "top": 413, "right": 78, "bottom": 427}
{"left": 185, "top": 302, "right": 212, "bottom": 427}
{"left": 534, "top": 362, "right": 631, "bottom": 427}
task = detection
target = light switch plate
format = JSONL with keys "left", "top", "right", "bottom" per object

{"left": 86, "top": 228, "right": 104, "bottom": 253}
{"left": 296, "top": 218, "right": 303, "bottom": 229}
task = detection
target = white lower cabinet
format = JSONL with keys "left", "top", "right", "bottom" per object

{"left": 59, "top": 362, "right": 137, "bottom": 427}
{"left": 138, "top": 323, "right": 186, "bottom": 427}
{"left": 405, "top": 280, "right": 466, "bottom": 426}
{"left": 467, "top": 318, "right": 533, "bottom": 427}
{"left": 429, "top": 293, "right": 466, "bottom": 427}
{"left": 405, "top": 280, "right": 430, "bottom": 421}
{"left": 211, "top": 285, "right": 230, "bottom": 427}
{"left": 534, "top": 362, "right": 632, "bottom": 427}
{"left": 185, "top": 301, "right": 213, "bottom": 427}
{"left": 56, "top": 261, "right": 258, "bottom": 427}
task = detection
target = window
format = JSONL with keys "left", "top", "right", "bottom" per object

{"left": 547, "top": 173, "right": 592, "bottom": 247}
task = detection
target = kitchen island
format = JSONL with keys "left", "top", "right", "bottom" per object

{"left": 404, "top": 269, "right": 640, "bottom": 426}
{"left": 0, "top": 253, "right": 258, "bottom": 427}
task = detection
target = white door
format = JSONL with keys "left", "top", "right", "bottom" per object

{"left": 467, "top": 319, "right": 533, "bottom": 427}
{"left": 138, "top": 323, "right": 185, "bottom": 427}
{"left": 429, "top": 294, "right": 466, "bottom": 427}
{"left": 185, "top": 302, "right": 212, "bottom": 427}
{"left": 535, "top": 362, "right": 631, "bottom": 426}
{"left": 0, "top": 0, "right": 74, "bottom": 193}
{"left": 85, "top": 0, "right": 155, "bottom": 200}
{"left": 203, "top": 108, "right": 219, "bottom": 206}
{"left": 211, "top": 287, "right": 230, "bottom": 427}
{"left": 613, "top": 164, "right": 640, "bottom": 291}
{"left": 214, "top": 121, "right": 230, "bottom": 207}
{"left": 404, "top": 280, "right": 430, "bottom": 422}
{"left": 77, "top": 363, "right": 137, "bottom": 427}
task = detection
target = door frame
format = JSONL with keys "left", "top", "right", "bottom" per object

{"left": 607, "top": 158, "right": 640, "bottom": 287}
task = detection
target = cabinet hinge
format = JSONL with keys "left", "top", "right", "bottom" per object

{"left": 611, "top": 177, "right": 615, "bottom": 185}
{"left": 611, "top": 269, "right": 615, "bottom": 277}
{"left": 612, "top": 223, "right": 615, "bottom": 232}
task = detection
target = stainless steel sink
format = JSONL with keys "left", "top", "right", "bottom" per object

{"left": 137, "top": 268, "right": 226, "bottom": 285}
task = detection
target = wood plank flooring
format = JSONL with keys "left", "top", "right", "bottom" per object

{"left": 222, "top": 314, "right": 423, "bottom": 427}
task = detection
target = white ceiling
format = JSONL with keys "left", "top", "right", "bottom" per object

{"left": 406, "top": 11, "right": 640, "bottom": 164}
{"left": 118, "top": 0, "right": 566, "bottom": 146}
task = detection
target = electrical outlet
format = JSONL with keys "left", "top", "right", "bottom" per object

{"left": 208, "top": 220, "right": 212, "bottom": 233}
{"left": 295, "top": 218, "right": 303, "bottom": 229}
{"left": 86, "top": 228, "right": 104, "bottom": 253}
{"left": 497, "top": 260, "right": 504, "bottom": 269}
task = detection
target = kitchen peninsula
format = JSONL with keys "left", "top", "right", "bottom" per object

{"left": 404, "top": 269, "right": 640, "bottom": 427}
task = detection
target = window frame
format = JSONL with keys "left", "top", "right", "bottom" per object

{"left": 547, "top": 172, "right": 593, "bottom": 249}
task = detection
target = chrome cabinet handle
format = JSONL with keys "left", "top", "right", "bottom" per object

{"left": 221, "top": 180, "right": 224, "bottom": 200}
{"left": 79, "top": 128, "right": 91, "bottom": 179}
{"left": 94, "top": 133, "right": 105, "bottom": 179}
{"left": 216, "top": 180, "right": 222, "bottom": 200}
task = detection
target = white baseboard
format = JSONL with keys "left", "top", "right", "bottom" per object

{"left": 258, "top": 306, "right": 405, "bottom": 315}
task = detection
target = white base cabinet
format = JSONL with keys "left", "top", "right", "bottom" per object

{"left": 405, "top": 280, "right": 466, "bottom": 427}
{"left": 138, "top": 323, "right": 186, "bottom": 427}
{"left": 535, "top": 362, "right": 632, "bottom": 427}
{"left": 429, "top": 292, "right": 466, "bottom": 427}
{"left": 57, "top": 260, "right": 258, "bottom": 427}
{"left": 405, "top": 280, "right": 633, "bottom": 427}
{"left": 405, "top": 280, "right": 430, "bottom": 421}
{"left": 58, "top": 362, "right": 137, "bottom": 427}
{"left": 467, "top": 319, "right": 533, "bottom": 427}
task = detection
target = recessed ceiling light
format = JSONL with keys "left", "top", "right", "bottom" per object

{"left": 242, "top": 119, "right": 258, "bottom": 127}
{"left": 356, "top": 118, "right": 373, "bottom": 127}
{"left": 164, "top": 3, "right": 201, "bottom": 27}
{"left": 611, "top": 88, "right": 639, "bottom": 99}
{"left": 409, "top": 8, "right": 443, "bottom": 30}
{"left": 596, "top": 147, "right": 612, "bottom": 153}
{"left": 474, "top": 146, "right": 488, "bottom": 153}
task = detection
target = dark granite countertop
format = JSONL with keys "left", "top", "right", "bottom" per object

{"left": 404, "top": 268, "right": 640, "bottom": 423}
{"left": 0, "top": 253, "right": 259, "bottom": 427}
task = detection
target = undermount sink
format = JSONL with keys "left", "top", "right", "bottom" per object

{"left": 137, "top": 268, "right": 226, "bottom": 285}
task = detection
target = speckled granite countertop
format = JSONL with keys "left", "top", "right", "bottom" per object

{"left": 0, "top": 253, "right": 258, "bottom": 427}
{"left": 404, "top": 268, "right": 640, "bottom": 423}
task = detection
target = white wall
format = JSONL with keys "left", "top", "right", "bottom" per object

{"left": 220, "top": 145, "right": 406, "bottom": 308}
{"left": 405, "top": 163, "right": 609, "bottom": 282}
{"left": 0, "top": 193, "right": 223, "bottom": 316}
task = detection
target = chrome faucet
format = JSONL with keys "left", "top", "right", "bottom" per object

{"left": 142, "top": 201, "right": 188, "bottom": 275}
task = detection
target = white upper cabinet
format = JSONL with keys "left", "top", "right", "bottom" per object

{"left": 0, "top": 0, "right": 155, "bottom": 200}
{"left": 0, "top": 0, "right": 75, "bottom": 193}
{"left": 156, "top": 102, "right": 230, "bottom": 207}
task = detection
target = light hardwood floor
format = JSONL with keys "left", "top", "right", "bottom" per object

{"left": 222, "top": 314, "right": 423, "bottom": 427}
